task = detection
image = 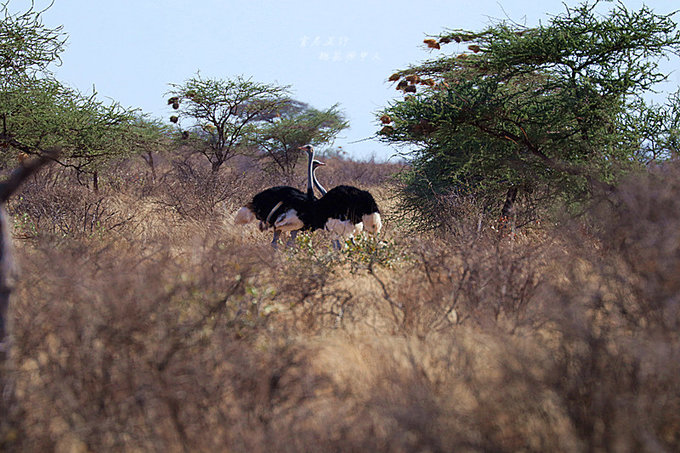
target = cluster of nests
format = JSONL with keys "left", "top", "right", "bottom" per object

{"left": 379, "top": 73, "right": 439, "bottom": 136}
{"left": 387, "top": 34, "right": 484, "bottom": 95}
{"left": 168, "top": 96, "right": 180, "bottom": 124}
{"left": 379, "top": 115, "right": 436, "bottom": 137}
{"left": 167, "top": 91, "right": 198, "bottom": 124}
{"left": 379, "top": 35, "right": 484, "bottom": 137}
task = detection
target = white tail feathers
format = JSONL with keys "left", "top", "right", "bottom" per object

{"left": 234, "top": 207, "right": 256, "bottom": 225}
{"left": 235, "top": 206, "right": 304, "bottom": 233}
{"left": 362, "top": 213, "right": 382, "bottom": 234}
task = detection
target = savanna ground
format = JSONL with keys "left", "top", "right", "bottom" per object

{"left": 1, "top": 147, "right": 679, "bottom": 452}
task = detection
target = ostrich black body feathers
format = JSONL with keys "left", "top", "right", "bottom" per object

{"left": 235, "top": 145, "right": 382, "bottom": 247}
{"left": 247, "top": 186, "right": 310, "bottom": 229}
{"left": 311, "top": 185, "right": 380, "bottom": 230}
{"left": 234, "top": 159, "right": 322, "bottom": 236}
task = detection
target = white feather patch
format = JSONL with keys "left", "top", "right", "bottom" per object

{"left": 326, "top": 219, "right": 356, "bottom": 239}
{"left": 234, "top": 207, "right": 256, "bottom": 225}
{"left": 274, "top": 210, "right": 304, "bottom": 232}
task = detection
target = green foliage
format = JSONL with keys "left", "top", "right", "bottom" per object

{"left": 624, "top": 90, "right": 680, "bottom": 162}
{"left": 128, "top": 116, "right": 171, "bottom": 155}
{"left": 380, "top": 1, "right": 680, "bottom": 228}
{"left": 253, "top": 102, "right": 348, "bottom": 179}
{"left": 1, "top": 77, "right": 156, "bottom": 171}
{"left": 340, "top": 234, "right": 405, "bottom": 273}
{"left": 286, "top": 231, "right": 338, "bottom": 269}
{"left": 0, "top": 2, "right": 167, "bottom": 178}
{"left": 12, "top": 210, "right": 37, "bottom": 238}
{"left": 166, "top": 74, "right": 291, "bottom": 172}
{"left": 0, "top": 1, "right": 66, "bottom": 78}
{"left": 287, "top": 232, "right": 405, "bottom": 274}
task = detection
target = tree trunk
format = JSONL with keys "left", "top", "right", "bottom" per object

{"left": 501, "top": 187, "right": 518, "bottom": 219}
{"left": 146, "top": 151, "right": 156, "bottom": 182}
{"left": 93, "top": 170, "right": 99, "bottom": 192}
{"left": 500, "top": 187, "right": 518, "bottom": 236}
{"left": 0, "top": 205, "right": 15, "bottom": 363}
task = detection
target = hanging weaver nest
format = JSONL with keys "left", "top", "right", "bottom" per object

{"left": 424, "top": 38, "right": 440, "bottom": 49}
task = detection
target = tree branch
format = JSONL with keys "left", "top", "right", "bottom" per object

{"left": 0, "top": 146, "right": 61, "bottom": 203}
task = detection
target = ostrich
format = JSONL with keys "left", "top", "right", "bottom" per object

{"left": 305, "top": 161, "right": 362, "bottom": 247}
{"left": 234, "top": 147, "right": 322, "bottom": 247}
{"left": 298, "top": 145, "right": 383, "bottom": 249}
{"left": 270, "top": 158, "right": 326, "bottom": 245}
{"left": 314, "top": 184, "right": 382, "bottom": 249}
{"left": 237, "top": 144, "right": 382, "bottom": 250}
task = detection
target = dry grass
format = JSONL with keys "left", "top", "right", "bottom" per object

{"left": 1, "top": 152, "right": 679, "bottom": 452}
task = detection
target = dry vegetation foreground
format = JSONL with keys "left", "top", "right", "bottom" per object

{"left": 1, "top": 153, "right": 680, "bottom": 452}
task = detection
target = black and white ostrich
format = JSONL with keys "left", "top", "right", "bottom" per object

{"left": 299, "top": 145, "right": 382, "bottom": 249}
{"left": 236, "top": 144, "right": 382, "bottom": 249}
{"left": 234, "top": 146, "right": 322, "bottom": 246}
{"left": 314, "top": 185, "right": 382, "bottom": 248}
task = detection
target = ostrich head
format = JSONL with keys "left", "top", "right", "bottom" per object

{"left": 299, "top": 144, "right": 314, "bottom": 156}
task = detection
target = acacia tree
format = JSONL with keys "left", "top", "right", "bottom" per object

{"left": 0, "top": 1, "right": 65, "bottom": 79}
{"left": 1, "top": 0, "right": 64, "bottom": 160}
{"left": 0, "top": 2, "right": 165, "bottom": 186}
{"left": 2, "top": 78, "right": 157, "bottom": 184}
{"left": 379, "top": 1, "right": 680, "bottom": 228}
{"left": 167, "top": 74, "right": 290, "bottom": 172}
{"left": 253, "top": 101, "right": 348, "bottom": 180}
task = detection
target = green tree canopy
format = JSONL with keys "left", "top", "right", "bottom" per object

{"left": 379, "top": 1, "right": 680, "bottom": 228}
{"left": 0, "top": 1, "right": 65, "bottom": 79}
{"left": 253, "top": 101, "right": 348, "bottom": 180}
{"left": 167, "top": 74, "right": 291, "bottom": 172}
{"left": 0, "top": 1, "right": 166, "bottom": 182}
{"left": 2, "top": 78, "right": 155, "bottom": 171}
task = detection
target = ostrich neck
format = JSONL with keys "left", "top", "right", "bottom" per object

{"left": 312, "top": 167, "right": 327, "bottom": 196}
{"left": 306, "top": 148, "right": 314, "bottom": 200}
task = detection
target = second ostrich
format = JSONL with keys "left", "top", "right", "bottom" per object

{"left": 299, "top": 145, "right": 382, "bottom": 249}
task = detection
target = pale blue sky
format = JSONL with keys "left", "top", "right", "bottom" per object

{"left": 28, "top": 0, "right": 680, "bottom": 160}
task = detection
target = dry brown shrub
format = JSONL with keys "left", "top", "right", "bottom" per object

{"left": 527, "top": 162, "right": 680, "bottom": 451}
{"left": 9, "top": 168, "right": 136, "bottom": 239}
{"left": 235, "top": 331, "right": 580, "bottom": 452}
{"left": 370, "top": 234, "right": 547, "bottom": 336}
{"left": 157, "top": 159, "right": 253, "bottom": 220}
{"left": 2, "top": 153, "right": 680, "bottom": 452}
{"left": 314, "top": 154, "right": 404, "bottom": 189}
{"left": 8, "top": 232, "right": 280, "bottom": 451}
